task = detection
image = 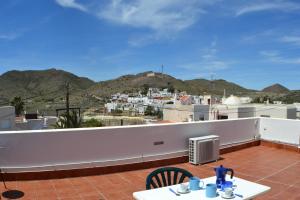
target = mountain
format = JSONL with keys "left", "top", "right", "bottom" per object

{"left": 0, "top": 68, "right": 95, "bottom": 109}
{"left": 184, "top": 79, "right": 252, "bottom": 95}
{"left": 1, "top": 69, "right": 298, "bottom": 113}
{"left": 262, "top": 84, "right": 290, "bottom": 93}
{"left": 89, "top": 71, "right": 252, "bottom": 96}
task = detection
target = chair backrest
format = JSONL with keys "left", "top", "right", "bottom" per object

{"left": 146, "top": 167, "right": 193, "bottom": 190}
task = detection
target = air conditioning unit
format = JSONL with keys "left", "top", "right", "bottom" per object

{"left": 189, "top": 135, "right": 219, "bottom": 165}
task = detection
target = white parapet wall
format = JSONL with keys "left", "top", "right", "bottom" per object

{"left": 260, "top": 117, "right": 300, "bottom": 146}
{"left": 0, "top": 118, "right": 259, "bottom": 172}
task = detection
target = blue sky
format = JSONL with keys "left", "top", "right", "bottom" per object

{"left": 0, "top": 0, "right": 300, "bottom": 90}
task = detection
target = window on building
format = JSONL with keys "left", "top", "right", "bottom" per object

{"left": 199, "top": 114, "right": 205, "bottom": 121}
{"left": 217, "top": 115, "right": 228, "bottom": 120}
{"left": 260, "top": 115, "right": 270, "bottom": 118}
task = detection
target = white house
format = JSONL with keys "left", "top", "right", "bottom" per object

{"left": 0, "top": 106, "right": 16, "bottom": 131}
{"left": 210, "top": 95, "right": 297, "bottom": 120}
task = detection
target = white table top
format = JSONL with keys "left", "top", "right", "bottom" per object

{"left": 133, "top": 175, "right": 271, "bottom": 200}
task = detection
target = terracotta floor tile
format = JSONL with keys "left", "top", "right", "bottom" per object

{"left": 2, "top": 146, "right": 299, "bottom": 199}
{"left": 81, "top": 194, "right": 106, "bottom": 200}
{"left": 272, "top": 186, "right": 300, "bottom": 200}
{"left": 257, "top": 179, "right": 289, "bottom": 198}
{"left": 265, "top": 170, "right": 300, "bottom": 185}
{"left": 59, "top": 197, "right": 82, "bottom": 200}
{"left": 35, "top": 188, "right": 57, "bottom": 197}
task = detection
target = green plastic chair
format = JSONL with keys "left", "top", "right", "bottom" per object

{"left": 146, "top": 167, "right": 193, "bottom": 190}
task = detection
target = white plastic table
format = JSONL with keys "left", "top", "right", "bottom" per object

{"left": 133, "top": 175, "right": 270, "bottom": 200}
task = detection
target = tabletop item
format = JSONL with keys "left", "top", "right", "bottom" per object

{"left": 205, "top": 183, "right": 217, "bottom": 198}
{"left": 133, "top": 175, "right": 271, "bottom": 200}
{"left": 222, "top": 188, "right": 234, "bottom": 199}
{"left": 169, "top": 188, "right": 180, "bottom": 196}
{"left": 214, "top": 165, "right": 234, "bottom": 188}
{"left": 177, "top": 183, "right": 190, "bottom": 193}
{"left": 189, "top": 177, "right": 204, "bottom": 190}
{"left": 221, "top": 181, "right": 233, "bottom": 191}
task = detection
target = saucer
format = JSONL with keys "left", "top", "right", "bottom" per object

{"left": 177, "top": 188, "right": 190, "bottom": 194}
{"left": 190, "top": 186, "right": 201, "bottom": 191}
{"left": 221, "top": 193, "right": 235, "bottom": 199}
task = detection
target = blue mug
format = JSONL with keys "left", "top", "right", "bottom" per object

{"left": 205, "top": 183, "right": 217, "bottom": 198}
{"left": 189, "top": 177, "right": 204, "bottom": 190}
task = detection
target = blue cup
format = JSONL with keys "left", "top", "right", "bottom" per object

{"left": 205, "top": 183, "right": 217, "bottom": 198}
{"left": 189, "top": 177, "right": 204, "bottom": 190}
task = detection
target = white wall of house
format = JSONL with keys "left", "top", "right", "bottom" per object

{"left": 255, "top": 106, "right": 296, "bottom": 119}
{"left": 212, "top": 105, "right": 296, "bottom": 120}
{"left": 0, "top": 118, "right": 259, "bottom": 172}
{"left": 163, "top": 105, "right": 209, "bottom": 122}
{"left": 15, "top": 119, "right": 44, "bottom": 130}
{"left": 0, "top": 106, "right": 15, "bottom": 131}
{"left": 260, "top": 118, "right": 300, "bottom": 146}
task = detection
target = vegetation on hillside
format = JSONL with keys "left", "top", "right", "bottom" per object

{"left": 1, "top": 69, "right": 299, "bottom": 115}
{"left": 82, "top": 118, "right": 104, "bottom": 127}
{"left": 10, "top": 96, "right": 24, "bottom": 116}
{"left": 262, "top": 84, "right": 290, "bottom": 93}
{"left": 55, "top": 111, "right": 82, "bottom": 128}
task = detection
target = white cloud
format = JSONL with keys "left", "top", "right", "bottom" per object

{"left": 236, "top": 1, "right": 300, "bottom": 16}
{"left": 98, "top": 0, "right": 214, "bottom": 33}
{"left": 281, "top": 36, "right": 300, "bottom": 46}
{"left": 260, "top": 50, "right": 300, "bottom": 64}
{"left": 55, "top": 0, "right": 87, "bottom": 12}
{"left": 0, "top": 33, "right": 19, "bottom": 40}
{"left": 260, "top": 50, "right": 279, "bottom": 57}
{"left": 180, "top": 40, "right": 232, "bottom": 72}
{"left": 179, "top": 59, "right": 234, "bottom": 73}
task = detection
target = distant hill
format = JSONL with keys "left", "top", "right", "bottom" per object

{"left": 262, "top": 84, "right": 290, "bottom": 93}
{"left": 0, "top": 68, "right": 95, "bottom": 111}
{"left": 184, "top": 79, "right": 252, "bottom": 95}
{"left": 2, "top": 68, "right": 297, "bottom": 113}
{"left": 275, "top": 90, "right": 300, "bottom": 104}
{"left": 89, "top": 71, "right": 253, "bottom": 96}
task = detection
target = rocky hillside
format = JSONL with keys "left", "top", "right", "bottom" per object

{"left": 0, "top": 68, "right": 95, "bottom": 109}
{"left": 88, "top": 71, "right": 252, "bottom": 96}
{"left": 2, "top": 68, "right": 298, "bottom": 113}
{"left": 262, "top": 84, "right": 290, "bottom": 93}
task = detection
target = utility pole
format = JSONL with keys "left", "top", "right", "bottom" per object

{"left": 161, "top": 64, "right": 164, "bottom": 74}
{"left": 66, "top": 82, "right": 70, "bottom": 128}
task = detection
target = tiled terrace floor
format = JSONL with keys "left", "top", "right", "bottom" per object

{"left": 1, "top": 145, "right": 299, "bottom": 200}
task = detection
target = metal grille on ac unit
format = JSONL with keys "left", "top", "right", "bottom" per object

{"left": 189, "top": 135, "right": 219, "bottom": 165}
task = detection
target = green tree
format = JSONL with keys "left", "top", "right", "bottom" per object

{"left": 167, "top": 82, "right": 175, "bottom": 93}
{"left": 156, "top": 110, "right": 163, "bottom": 119}
{"left": 10, "top": 96, "right": 24, "bottom": 116}
{"left": 82, "top": 118, "right": 103, "bottom": 127}
{"left": 145, "top": 105, "right": 154, "bottom": 116}
{"left": 55, "top": 110, "right": 82, "bottom": 128}
{"left": 141, "top": 84, "right": 149, "bottom": 96}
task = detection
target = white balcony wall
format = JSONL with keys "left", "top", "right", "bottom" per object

{"left": 0, "top": 118, "right": 259, "bottom": 172}
{"left": 260, "top": 118, "right": 300, "bottom": 146}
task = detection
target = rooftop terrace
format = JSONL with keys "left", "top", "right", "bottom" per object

{"left": 0, "top": 117, "right": 299, "bottom": 199}
{"left": 0, "top": 145, "right": 299, "bottom": 200}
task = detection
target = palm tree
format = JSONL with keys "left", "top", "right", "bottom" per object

{"left": 55, "top": 110, "right": 82, "bottom": 128}
{"left": 10, "top": 96, "right": 25, "bottom": 116}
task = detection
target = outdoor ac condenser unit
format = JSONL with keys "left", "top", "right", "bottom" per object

{"left": 189, "top": 135, "right": 219, "bottom": 165}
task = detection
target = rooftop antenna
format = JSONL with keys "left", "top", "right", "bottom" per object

{"left": 210, "top": 74, "right": 215, "bottom": 90}
{"left": 66, "top": 82, "right": 70, "bottom": 128}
